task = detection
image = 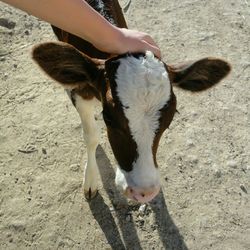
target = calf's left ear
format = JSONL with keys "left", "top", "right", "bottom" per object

{"left": 32, "top": 42, "right": 104, "bottom": 89}
{"left": 167, "top": 58, "right": 231, "bottom": 92}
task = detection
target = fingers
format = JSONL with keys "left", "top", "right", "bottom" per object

{"left": 124, "top": 29, "right": 161, "bottom": 59}
{"left": 105, "top": 28, "right": 162, "bottom": 58}
{"left": 142, "top": 40, "right": 161, "bottom": 59}
{"left": 140, "top": 33, "right": 158, "bottom": 47}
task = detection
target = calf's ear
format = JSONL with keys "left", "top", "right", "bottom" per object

{"left": 167, "top": 58, "right": 231, "bottom": 92}
{"left": 32, "top": 42, "right": 104, "bottom": 89}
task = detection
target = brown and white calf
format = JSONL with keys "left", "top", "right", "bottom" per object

{"left": 32, "top": 0, "right": 231, "bottom": 203}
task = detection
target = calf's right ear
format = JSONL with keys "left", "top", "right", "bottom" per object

{"left": 167, "top": 58, "right": 231, "bottom": 92}
{"left": 32, "top": 42, "right": 104, "bottom": 89}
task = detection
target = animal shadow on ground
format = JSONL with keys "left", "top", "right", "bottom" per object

{"left": 150, "top": 192, "right": 188, "bottom": 250}
{"left": 88, "top": 146, "right": 188, "bottom": 250}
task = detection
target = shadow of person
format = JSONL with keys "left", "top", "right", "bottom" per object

{"left": 150, "top": 191, "right": 189, "bottom": 250}
{"left": 88, "top": 145, "right": 142, "bottom": 250}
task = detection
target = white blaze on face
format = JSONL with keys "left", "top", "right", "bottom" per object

{"left": 115, "top": 51, "right": 171, "bottom": 189}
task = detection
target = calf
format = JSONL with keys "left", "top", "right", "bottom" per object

{"left": 32, "top": 0, "right": 231, "bottom": 203}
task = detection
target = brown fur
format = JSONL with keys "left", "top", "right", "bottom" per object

{"left": 152, "top": 91, "right": 177, "bottom": 167}
{"left": 167, "top": 58, "right": 231, "bottom": 92}
{"left": 51, "top": 0, "right": 127, "bottom": 101}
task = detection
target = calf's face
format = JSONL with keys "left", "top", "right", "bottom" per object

{"left": 103, "top": 53, "right": 176, "bottom": 202}
{"left": 33, "top": 42, "right": 231, "bottom": 202}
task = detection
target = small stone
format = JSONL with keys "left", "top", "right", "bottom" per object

{"left": 109, "top": 207, "right": 115, "bottom": 212}
{"left": 240, "top": 184, "right": 247, "bottom": 193}
{"left": 70, "top": 164, "right": 80, "bottom": 172}
{"left": 125, "top": 214, "right": 131, "bottom": 222}
{"left": 188, "top": 155, "right": 198, "bottom": 164}
{"left": 191, "top": 111, "right": 198, "bottom": 117}
{"left": 9, "top": 221, "right": 25, "bottom": 231}
{"left": 138, "top": 219, "right": 144, "bottom": 227}
{"left": 0, "top": 18, "right": 16, "bottom": 29}
{"left": 214, "top": 169, "right": 222, "bottom": 178}
{"left": 42, "top": 148, "right": 47, "bottom": 154}
{"left": 6, "top": 233, "right": 12, "bottom": 238}
{"left": 186, "top": 139, "right": 194, "bottom": 147}
{"left": 242, "top": 165, "right": 250, "bottom": 172}
{"left": 199, "top": 32, "right": 215, "bottom": 42}
{"left": 226, "top": 160, "right": 237, "bottom": 169}
{"left": 24, "top": 30, "right": 29, "bottom": 35}
{"left": 139, "top": 204, "right": 147, "bottom": 216}
{"left": 199, "top": 217, "right": 209, "bottom": 229}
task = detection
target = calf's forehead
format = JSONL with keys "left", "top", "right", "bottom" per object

{"left": 115, "top": 52, "right": 171, "bottom": 111}
{"left": 108, "top": 52, "right": 172, "bottom": 166}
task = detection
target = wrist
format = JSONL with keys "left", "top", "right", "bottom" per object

{"left": 92, "top": 26, "right": 125, "bottom": 54}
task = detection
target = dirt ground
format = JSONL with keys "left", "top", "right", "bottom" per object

{"left": 0, "top": 0, "right": 249, "bottom": 249}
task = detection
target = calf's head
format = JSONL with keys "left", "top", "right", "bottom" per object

{"left": 33, "top": 42, "right": 231, "bottom": 203}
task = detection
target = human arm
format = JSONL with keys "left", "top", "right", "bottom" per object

{"left": 1, "top": 0, "right": 161, "bottom": 57}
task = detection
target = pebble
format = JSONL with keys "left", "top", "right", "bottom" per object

{"left": 125, "top": 214, "right": 131, "bottom": 222}
{"left": 139, "top": 204, "right": 147, "bottom": 216}
{"left": 226, "top": 160, "right": 238, "bottom": 169}
{"left": 6, "top": 233, "right": 12, "bottom": 238}
{"left": 9, "top": 221, "right": 26, "bottom": 231}
{"left": 199, "top": 217, "right": 209, "bottom": 229}
{"left": 214, "top": 169, "right": 222, "bottom": 178}
{"left": 242, "top": 165, "right": 250, "bottom": 172}
{"left": 188, "top": 155, "right": 199, "bottom": 164}
{"left": 0, "top": 18, "right": 16, "bottom": 29}
{"left": 240, "top": 184, "right": 247, "bottom": 194}
{"left": 199, "top": 32, "right": 215, "bottom": 42}
{"left": 190, "top": 111, "right": 198, "bottom": 117}
{"left": 3, "top": 73, "right": 8, "bottom": 80}
{"left": 109, "top": 207, "right": 115, "bottom": 212}
{"left": 70, "top": 164, "right": 80, "bottom": 172}
{"left": 186, "top": 139, "right": 194, "bottom": 147}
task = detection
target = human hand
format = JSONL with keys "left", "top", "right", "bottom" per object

{"left": 117, "top": 28, "right": 161, "bottom": 58}
{"left": 95, "top": 28, "right": 161, "bottom": 58}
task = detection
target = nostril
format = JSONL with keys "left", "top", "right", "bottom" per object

{"left": 125, "top": 186, "right": 160, "bottom": 203}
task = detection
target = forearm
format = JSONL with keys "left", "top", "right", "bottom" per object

{"left": 2, "top": 0, "right": 161, "bottom": 56}
{"left": 2, "top": 0, "right": 122, "bottom": 50}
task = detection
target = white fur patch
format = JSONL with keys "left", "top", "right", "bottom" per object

{"left": 115, "top": 51, "right": 171, "bottom": 188}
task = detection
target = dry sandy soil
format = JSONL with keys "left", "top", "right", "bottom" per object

{"left": 0, "top": 0, "right": 249, "bottom": 249}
